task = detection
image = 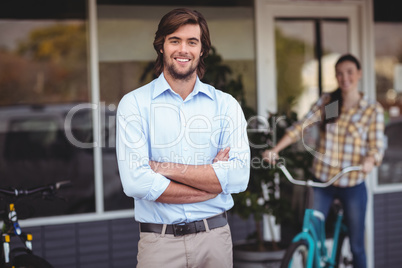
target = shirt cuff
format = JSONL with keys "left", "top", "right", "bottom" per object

{"left": 211, "top": 161, "right": 229, "bottom": 193}
{"left": 142, "top": 174, "right": 171, "bottom": 201}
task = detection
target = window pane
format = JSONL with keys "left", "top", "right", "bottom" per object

{"left": 0, "top": 18, "right": 95, "bottom": 217}
{"left": 275, "top": 20, "right": 317, "bottom": 117}
{"left": 274, "top": 19, "right": 350, "bottom": 155}
{"left": 375, "top": 22, "right": 402, "bottom": 185}
{"left": 97, "top": 5, "right": 154, "bottom": 211}
{"left": 275, "top": 19, "right": 349, "bottom": 117}
{"left": 321, "top": 20, "right": 348, "bottom": 93}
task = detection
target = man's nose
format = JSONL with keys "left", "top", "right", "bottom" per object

{"left": 179, "top": 43, "right": 189, "bottom": 53}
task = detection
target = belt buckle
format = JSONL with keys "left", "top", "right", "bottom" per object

{"left": 172, "top": 223, "right": 190, "bottom": 237}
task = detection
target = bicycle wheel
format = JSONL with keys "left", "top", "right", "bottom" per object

{"left": 280, "top": 240, "right": 310, "bottom": 268}
{"left": 335, "top": 233, "right": 353, "bottom": 268}
{"left": 12, "top": 253, "right": 53, "bottom": 268}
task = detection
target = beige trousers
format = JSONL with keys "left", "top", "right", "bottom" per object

{"left": 137, "top": 224, "right": 233, "bottom": 268}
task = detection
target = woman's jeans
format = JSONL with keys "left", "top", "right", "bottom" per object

{"left": 313, "top": 182, "right": 367, "bottom": 268}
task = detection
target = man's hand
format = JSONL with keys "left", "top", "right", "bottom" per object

{"left": 213, "top": 147, "right": 230, "bottom": 163}
{"left": 149, "top": 160, "right": 160, "bottom": 173}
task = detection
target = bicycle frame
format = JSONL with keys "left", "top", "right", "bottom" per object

{"left": 0, "top": 181, "right": 69, "bottom": 267}
{"left": 2, "top": 203, "right": 33, "bottom": 265}
{"left": 290, "top": 208, "right": 347, "bottom": 268}
{"left": 278, "top": 164, "right": 360, "bottom": 268}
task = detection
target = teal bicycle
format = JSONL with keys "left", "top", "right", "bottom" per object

{"left": 278, "top": 164, "right": 362, "bottom": 268}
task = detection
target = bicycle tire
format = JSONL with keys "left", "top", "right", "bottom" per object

{"left": 11, "top": 253, "right": 53, "bottom": 268}
{"left": 335, "top": 233, "right": 353, "bottom": 268}
{"left": 280, "top": 240, "right": 310, "bottom": 268}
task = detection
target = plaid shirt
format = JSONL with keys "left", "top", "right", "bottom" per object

{"left": 286, "top": 94, "right": 384, "bottom": 187}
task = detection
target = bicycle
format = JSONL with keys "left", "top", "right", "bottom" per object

{"left": 277, "top": 163, "right": 362, "bottom": 268}
{"left": 1, "top": 181, "right": 70, "bottom": 268}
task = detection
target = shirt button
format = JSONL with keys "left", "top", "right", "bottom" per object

{"left": 187, "top": 212, "right": 192, "bottom": 217}
{"left": 184, "top": 147, "right": 188, "bottom": 151}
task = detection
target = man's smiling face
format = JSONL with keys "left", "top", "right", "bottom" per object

{"left": 161, "top": 23, "right": 202, "bottom": 81}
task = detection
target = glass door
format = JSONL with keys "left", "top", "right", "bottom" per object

{"left": 254, "top": 0, "right": 364, "bottom": 117}
{"left": 275, "top": 18, "right": 349, "bottom": 117}
{"left": 254, "top": 1, "right": 374, "bottom": 267}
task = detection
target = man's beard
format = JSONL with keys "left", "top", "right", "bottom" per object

{"left": 165, "top": 56, "right": 199, "bottom": 81}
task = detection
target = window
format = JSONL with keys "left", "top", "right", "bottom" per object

{"left": 0, "top": 1, "right": 258, "bottom": 218}
{"left": 275, "top": 18, "right": 349, "bottom": 117}
{"left": 374, "top": 0, "right": 402, "bottom": 185}
{"left": 0, "top": 2, "right": 94, "bottom": 217}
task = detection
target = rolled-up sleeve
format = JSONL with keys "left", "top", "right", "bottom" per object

{"left": 211, "top": 99, "right": 250, "bottom": 194}
{"left": 116, "top": 94, "right": 170, "bottom": 201}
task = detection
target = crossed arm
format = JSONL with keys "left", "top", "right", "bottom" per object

{"left": 150, "top": 147, "right": 230, "bottom": 204}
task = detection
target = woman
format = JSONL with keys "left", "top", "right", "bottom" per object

{"left": 263, "top": 54, "right": 384, "bottom": 268}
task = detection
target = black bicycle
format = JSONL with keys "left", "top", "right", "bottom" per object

{"left": 0, "top": 181, "right": 70, "bottom": 268}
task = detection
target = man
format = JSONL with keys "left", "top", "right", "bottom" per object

{"left": 116, "top": 8, "right": 250, "bottom": 267}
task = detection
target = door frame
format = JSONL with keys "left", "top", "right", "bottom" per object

{"left": 254, "top": 1, "right": 375, "bottom": 267}
{"left": 255, "top": 0, "right": 374, "bottom": 116}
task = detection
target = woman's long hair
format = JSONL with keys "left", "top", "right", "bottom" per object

{"left": 153, "top": 8, "right": 211, "bottom": 79}
{"left": 320, "top": 54, "right": 361, "bottom": 131}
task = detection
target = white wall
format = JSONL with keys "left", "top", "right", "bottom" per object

{"left": 97, "top": 5, "right": 255, "bottom": 62}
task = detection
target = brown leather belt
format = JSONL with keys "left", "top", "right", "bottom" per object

{"left": 139, "top": 212, "right": 227, "bottom": 237}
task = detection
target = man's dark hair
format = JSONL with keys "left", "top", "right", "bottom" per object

{"left": 153, "top": 8, "right": 211, "bottom": 79}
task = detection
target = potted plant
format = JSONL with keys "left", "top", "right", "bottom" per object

{"left": 231, "top": 109, "right": 315, "bottom": 266}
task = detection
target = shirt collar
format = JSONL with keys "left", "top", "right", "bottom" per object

{"left": 191, "top": 77, "right": 214, "bottom": 100}
{"left": 152, "top": 73, "right": 171, "bottom": 99}
{"left": 358, "top": 93, "right": 369, "bottom": 109}
{"left": 152, "top": 73, "right": 214, "bottom": 101}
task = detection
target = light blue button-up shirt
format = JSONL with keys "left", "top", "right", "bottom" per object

{"left": 116, "top": 73, "right": 250, "bottom": 224}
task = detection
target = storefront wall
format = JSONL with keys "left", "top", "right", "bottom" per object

{"left": 1, "top": 0, "right": 402, "bottom": 267}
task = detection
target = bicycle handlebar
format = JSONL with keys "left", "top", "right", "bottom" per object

{"left": 0, "top": 181, "right": 71, "bottom": 197}
{"left": 277, "top": 163, "right": 362, "bottom": 188}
